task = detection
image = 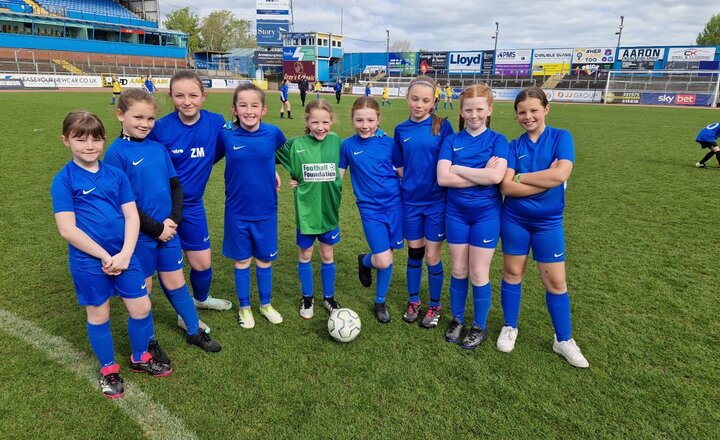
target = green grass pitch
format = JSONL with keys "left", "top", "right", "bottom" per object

{"left": 0, "top": 90, "right": 718, "bottom": 438}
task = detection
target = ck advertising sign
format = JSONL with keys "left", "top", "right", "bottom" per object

{"left": 448, "top": 51, "right": 483, "bottom": 73}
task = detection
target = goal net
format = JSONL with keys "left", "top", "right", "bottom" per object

{"left": 604, "top": 69, "right": 720, "bottom": 107}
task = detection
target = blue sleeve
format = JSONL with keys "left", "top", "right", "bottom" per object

{"left": 438, "top": 135, "right": 453, "bottom": 161}
{"left": 507, "top": 140, "right": 518, "bottom": 170}
{"left": 392, "top": 131, "right": 405, "bottom": 164}
{"left": 275, "top": 127, "right": 287, "bottom": 149}
{"left": 492, "top": 134, "right": 510, "bottom": 160}
{"left": 215, "top": 130, "right": 227, "bottom": 163}
{"left": 391, "top": 139, "right": 403, "bottom": 169}
{"left": 556, "top": 130, "right": 575, "bottom": 163}
{"left": 441, "top": 119, "right": 455, "bottom": 137}
{"left": 339, "top": 144, "right": 348, "bottom": 169}
{"left": 117, "top": 170, "right": 135, "bottom": 205}
{"left": 164, "top": 149, "right": 177, "bottom": 179}
{"left": 102, "top": 147, "right": 124, "bottom": 172}
{"left": 51, "top": 172, "right": 74, "bottom": 214}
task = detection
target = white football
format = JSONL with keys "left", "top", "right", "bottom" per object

{"left": 328, "top": 308, "right": 361, "bottom": 342}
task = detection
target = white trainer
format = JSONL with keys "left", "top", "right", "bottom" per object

{"left": 238, "top": 307, "right": 255, "bottom": 329}
{"left": 496, "top": 326, "right": 518, "bottom": 353}
{"left": 194, "top": 296, "right": 232, "bottom": 311}
{"left": 177, "top": 315, "right": 211, "bottom": 334}
{"left": 299, "top": 297, "right": 314, "bottom": 320}
{"left": 553, "top": 336, "right": 589, "bottom": 368}
{"left": 260, "top": 304, "right": 283, "bottom": 324}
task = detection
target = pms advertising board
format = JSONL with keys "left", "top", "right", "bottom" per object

{"left": 494, "top": 49, "right": 532, "bottom": 76}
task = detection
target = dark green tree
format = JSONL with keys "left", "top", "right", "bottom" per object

{"left": 163, "top": 7, "right": 201, "bottom": 54}
{"left": 696, "top": 13, "right": 720, "bottom": 46}
{"left": 200, "top": 10, "right": 256, "bottom": 52}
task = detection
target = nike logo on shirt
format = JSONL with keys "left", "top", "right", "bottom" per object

{"left": 270, "top": 251, "right": 278, "bottom": 257}
{"left": 403, "top": 137, "right": 412, "bottom": 143}
{"left": 353, "top": 151, "right": 364, "bottom": 155}
{"left": 233, "top": 145, "right": 245, "bottom": 150}
{"left": 554, "top": 252, "right": 564, "bottom": 258}
{"left": 453, "top": 147, "right": 464, "bottom": 152}
{"left": 132, "top": 158, "right": 144, "bottom": 166}
{"left": 296, "top": 149, "right": 306, "bottom": 153}
{"left": 82, "top": 187, "right": 96, "bottom": 195}
{"left": 482, "top": 239, "right": 494, "bottom": 243}
{"left": 518, "top": 154, "right": 528, "bottom": 159}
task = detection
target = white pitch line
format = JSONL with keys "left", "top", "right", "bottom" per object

{"left": 0, "top": 308, "right": 198, "bottom": 440}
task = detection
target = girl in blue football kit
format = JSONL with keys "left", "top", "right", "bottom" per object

{"left": 105, "top": 89, "right": 221, "bottom": 356}
{"left": 394, "top": 75, "right": 454, "bottom": 329}
{"left": 498, "top": 87, "right": 589, "bottom": 368}
{"left": 694, "top": 122, "right": 720, "bottom": 168}
{"left": 148, "top": 70, "right": 232, "bottom": 325}
{"left": 51, "top": 112, "right": 171, "bottom": 399}
{"left": 218, "top": 83, "right": 287, "bottom": 328}
{"left": 340, "top": 97, "right": 404, "bottom": 323}
{"left": 280, "top": 79, "right": 293, "bottom": 119}
{"left": 437, "top": 84, "right": 509, "bottom": 350}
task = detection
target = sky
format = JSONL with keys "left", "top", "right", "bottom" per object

{"left": 157, "top": 0, "right": 719, "bottom": 52}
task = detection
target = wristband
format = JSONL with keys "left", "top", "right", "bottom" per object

{"left": 513, "top": 173, "right": 522, "bottom": 183}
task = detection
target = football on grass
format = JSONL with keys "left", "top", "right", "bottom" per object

{"left": 328, "top": 308, "right": 361, "bottom": 342}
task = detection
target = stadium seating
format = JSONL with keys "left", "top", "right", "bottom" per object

{"left": 37, "top": 0, "right": 137, "bottom": 20}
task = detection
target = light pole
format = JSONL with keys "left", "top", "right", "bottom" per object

{"left": 615, "top": 16, "right": 624, "bottom": 48}
{"left": 385, "top": 29, "right": 390, "bottom": 88}
{"left": 491, "top": 22, "right": 499, "bottom": 78}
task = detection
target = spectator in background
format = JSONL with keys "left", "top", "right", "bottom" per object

{"left": 334, "top": 79, "right": 343, "bottom": 104}
{"left": 298, "top": 77, "right": 309, "bottom": 107}
{"left": 143, "top": 74, "right": 156, "bottom": 94}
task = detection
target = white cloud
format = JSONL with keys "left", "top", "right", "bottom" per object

{"left": 159, "top": 0, "right": 719, "bottom": 52}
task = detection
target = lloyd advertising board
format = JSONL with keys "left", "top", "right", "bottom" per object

{"left": 448, "top": 51, "right": 483, "bottom": 73}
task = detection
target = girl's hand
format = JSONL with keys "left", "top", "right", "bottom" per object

{"left": 101, "top": 254, "right": 120, "bottom": 276}
{"left": 164, "top": 218, "right": 178, "bottom": 229}
{"left": 550, "top": 159, "right": 559, "bottom": 169}
{"left": 275, "top": 171, "right": 282, "bottom": 192}
{"left": 485, "top": 156, "right": 501, "bottom": 168}
{"left": 289, "top": 178, "right": 299, "bottom": 189}
{"left": 105, "top": 252, "right": 131, "bottom": 275}
{"left": 158, "top": 221, "right": 176, "bottom": 242}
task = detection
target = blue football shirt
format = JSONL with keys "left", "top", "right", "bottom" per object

{"left": 147, "top": 110, "right": 226, "bottom": 206}
{"left": 218, "top": 122, "right": 287, "bottom": 220}
{"left": 504, "top": 126, "right": 575, "bottom": 227}
{"left": 51, "top": 161, "right": 135, "bottom": 271}
{"left": 394, "top": 116, "right": 454, "bottom": 206}
{"left": 339, "top": 130, "right": 402, "bottom": 211}
{"left": 104, "top": 137, "right": 177, "bottom": 239}
{"left": 696, "top": 122, "right": 720, "bottom": 142}
{"left": 439, "top": 128, "right": 509, "bottom": 211}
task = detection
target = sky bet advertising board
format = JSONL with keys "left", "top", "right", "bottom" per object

{"left": 448, "top": 51, "right": 483, "bottom": 73}
{"left": 494, "top": 49, "right": 532, "bottom": 76}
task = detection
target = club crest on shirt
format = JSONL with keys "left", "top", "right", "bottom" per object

{"left": 302, "top": 163, "right": 336, "bottom": 182}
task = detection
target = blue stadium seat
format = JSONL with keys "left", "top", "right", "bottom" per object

{"left": 36, "top": 0, "right": 138, "bottom": 21}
